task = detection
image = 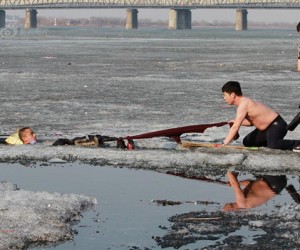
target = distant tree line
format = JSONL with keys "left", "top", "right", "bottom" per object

{"left": 17, "top": 16, "right": 168, "bottom": 27}
{"left": 16, "top": 16, "right": 296, "bottom": 29}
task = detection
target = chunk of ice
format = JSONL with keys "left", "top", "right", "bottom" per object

{"left": 0, "top": 181, "right": 97, "bottom": 249}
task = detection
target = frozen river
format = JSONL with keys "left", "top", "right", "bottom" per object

{"left": 0, "top": 27, "right": 299, "bottom": 141}
{"left": 0, "top": 27, "right": 299, "bottom": 249}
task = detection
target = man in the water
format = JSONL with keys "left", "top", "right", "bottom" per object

{"left": 2, "top": 128, "right": 127, "bottom": 148}
{"left": 222, "top": 81, "right": 300, "bottom": 151}
{"left": 4, "top": 127, "right": 37, "bottom": 145}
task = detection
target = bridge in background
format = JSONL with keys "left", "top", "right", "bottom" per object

{"left": 1, "top": 0, "right": 300, "bottom": 9}
{"left": 0, "top": 0, "right": 299, "bottom": 30}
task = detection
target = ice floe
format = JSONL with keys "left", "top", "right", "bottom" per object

{"left": 0, "top": 181, "right": 96, "bottom": 250}
{"left": 0, "top": 142, "right": 298, "bottom": 175}
{"left": 155, "top": 203, "right": 300, "bottom": 249}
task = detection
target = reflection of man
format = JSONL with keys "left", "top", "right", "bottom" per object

{"left": 223, "top": 171, "right": 287, "bottom": 211}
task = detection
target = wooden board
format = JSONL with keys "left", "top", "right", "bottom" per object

{"left": 181, "top": 141, "right": 259, "bottom": 150}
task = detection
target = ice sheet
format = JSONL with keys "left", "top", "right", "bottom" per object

{"left": 0, "top": 181, "right": 96, "bottom": 250}
{"left": 0, "top": 141, "right": 298, "bottom": 174}
{"left": 0, "top": 28, "right": 299, "bottom": 143}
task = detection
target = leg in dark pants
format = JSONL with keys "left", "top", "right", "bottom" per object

{"left": 243, "top": 116, "right": 299, "bottom": 150}
{"left": 243, "top": 129, "right": 268, "bottom": 147}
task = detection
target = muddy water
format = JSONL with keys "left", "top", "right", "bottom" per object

{"left": 0, "top": 163, "right": 298, "bottom": 249}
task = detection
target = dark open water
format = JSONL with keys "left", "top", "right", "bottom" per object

{"left": 1, "top": 163, "right": 299, "bottom": 250}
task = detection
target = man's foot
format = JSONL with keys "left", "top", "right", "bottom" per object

{"left": 293, "top": 142, "right": 300, "bottom": 152}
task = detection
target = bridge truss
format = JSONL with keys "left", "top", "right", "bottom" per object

{"left": 0, "top": 0, "right": 300, "bottom": 9}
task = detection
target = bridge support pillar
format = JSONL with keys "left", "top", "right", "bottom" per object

{"left": 125, "top": 9, "right": 138, "bottom": 29}
{"left": 169, "top": 9, "right": 191, "bottom": 30}
{"left": 235, "top": 9, "right": 247, "bottom": 31}
{"left": 25, "top": 9, "right": 38, "bottom": 29}
{"left": 0, "top": 10, "right": 5, "bottom": 28}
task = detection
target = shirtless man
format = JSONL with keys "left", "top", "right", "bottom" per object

{"left": 222, "top": 81, "right": 299, "bottom": 150}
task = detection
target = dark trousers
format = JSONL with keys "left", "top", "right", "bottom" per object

{"left": 243, "top": 115, "right": 299, "bottom": 150}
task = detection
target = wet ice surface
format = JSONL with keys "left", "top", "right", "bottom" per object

{"left": 0, "top": 27, "right": 300, "bottom": 249}
{"left": 0, "top": 163, "right": 299, "bottom": 249}
{"left": 0, "top": 141, "right": 299, "bottom": 174}
{"left": 0, "top": 27, "right": 299, "bottom": 170}
{"left": 0, "top": 28, "right": 299, "bottom": 141}
{"left": 0, "top": 28, "right": 299, "bottom": 165}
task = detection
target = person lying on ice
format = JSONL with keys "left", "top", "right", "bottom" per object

{"left": 2, "top": 127, "right": 37, "bottom": 145}
{"left": 222, "top": 81, "right": 300, "bottom": 152}
{"left": 0, "top": 128, "right": 133, "bottom": 149}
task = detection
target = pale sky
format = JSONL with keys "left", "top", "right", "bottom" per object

{"left": 6, "top": 8, "right": 300, "bottom": 23}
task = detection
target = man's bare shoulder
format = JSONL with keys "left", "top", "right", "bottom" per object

{"left": 236, "top": 96, "right": 253, "bottom": 109}
{"left": 241, "top": 97, "right": 266, "bottom": 109}
{"left": 241, "top": 96, "right": 255, "bottom": 104}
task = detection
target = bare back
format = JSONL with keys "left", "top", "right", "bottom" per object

{"left": 241, "top": 180, "right": 276, "bottom": 208}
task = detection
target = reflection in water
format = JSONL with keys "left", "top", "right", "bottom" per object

{"left": 167, "top": 170, "right": 298, "bottom": 212}
{"left": 223, "top": 172, "right": 287, "bottom": 211}
{"left": 1, "top": 163, "right": 299, "bottom": 249}
{"left": 155, "top": 171, "right": 300, "bottom": 249}
{"left": 286, "top": 184, "right": 300, "bottom": 204}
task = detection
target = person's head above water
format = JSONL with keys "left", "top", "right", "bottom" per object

{"left": 18, "top": 127, "right": 37, "bottom": 144}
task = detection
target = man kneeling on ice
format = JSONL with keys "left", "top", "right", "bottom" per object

{"left": 3, "top": 127, "right": 37, "bottom": 145}
{"left": 222, "top": 81, "right": 300, "bottom": 152}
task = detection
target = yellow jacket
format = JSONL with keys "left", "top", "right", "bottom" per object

{"left": 5, "top": 130, "right": 24, "bottom": 145}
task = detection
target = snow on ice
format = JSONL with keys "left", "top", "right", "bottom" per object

{"left": 0, "top": 140, "right": 298, "bottom": 174}
{"left": 0, "top": 181, "right": 96, "bottom": 250}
